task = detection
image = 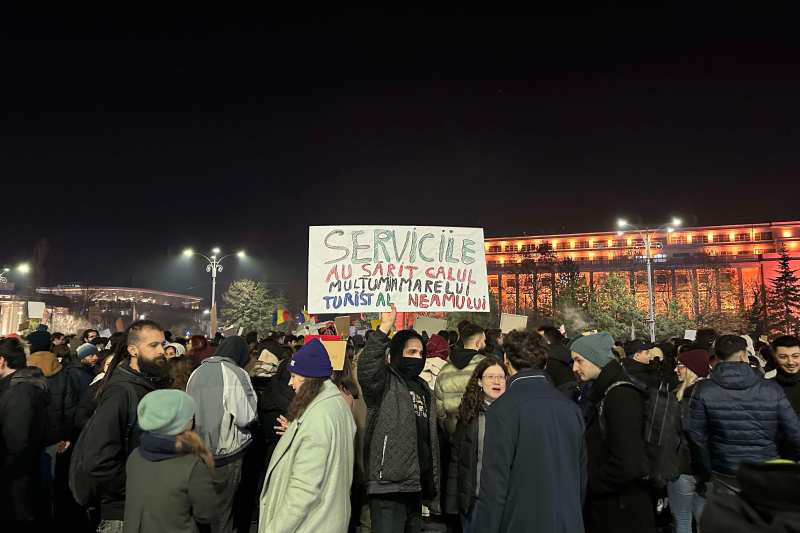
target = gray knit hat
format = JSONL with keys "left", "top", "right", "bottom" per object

{"left": 570, "top": 332, "right": 616, "bottom": 369}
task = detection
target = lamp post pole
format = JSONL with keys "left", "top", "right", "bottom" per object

{"left": 183, "top": 249, "right": 245, "bottom": 337}
{"left": 617, "top": 218, "right": 681, "bottom": 343}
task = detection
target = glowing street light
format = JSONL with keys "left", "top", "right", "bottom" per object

{"left": 182, "top": 247, "right": 247, "bottom": 335}
{"left": 236, "top": 250, "right": 246, "bottom": 259}
{"left": 17, "top": 263, "right": 30, "bottom": 274}
{"left": 614, "top": 216, "right": 683, "bottom": 342}
{"left": 203, "top": 309, "right": 210, "bottom": 315}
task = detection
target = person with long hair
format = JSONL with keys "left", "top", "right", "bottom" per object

{"left": 447, "top": 356, "right": 507, "bottom": 525}
{"left": 186, "top": 335, "right": 214, "bottom": 367}
{"left": 258, "top": 339, "right": 356, "bottom": 532}
{"left": 169, "top": 356, "right": 194, "bottom": 391}
{"left": 669, "top": 349, "right": 710, "bottom": 533}
{"left": 123, "top": 389, "right": 217, "bottom": 532}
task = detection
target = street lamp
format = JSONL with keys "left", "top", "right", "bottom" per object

{"left": 16, "top": 263, "right": 30, "bottom": 274}
{"left": 615, "top": 217, "right": 682, "bottom": 342}
{"left": 182, "top": 247, "right": 246, "bottom": 335}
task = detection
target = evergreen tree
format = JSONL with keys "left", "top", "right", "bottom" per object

{"left": 220, "top": 278, "right": 286, "bottom": 337}
{"left": 585, "top": 273, "right": 646, "bottom": 340}
{"left": 768, "top": 244, "right": 800, "bottom": 335}
{"left": 746, "top": 287, "right": 768, "bottom": 337}
{"left": 654, "top": 299, "right": 693, "bottom": 340}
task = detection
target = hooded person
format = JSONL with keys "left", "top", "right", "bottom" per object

{"left": 357, "top": 305, "right": 440, "bottom": 532}
{"left": 164, "top": 342, "right": 186, "bottom": 359}
{"left": 186, "top": 336, "right": 257, "bottom": 533}
{"left": 124, "top": 389, "right": 218, "bottom": 532}
{"left": 27, "top": 329, "right": 79, "bottom": 445}
{"left": 434, "top": 323, "right": 486, "bottom": 436}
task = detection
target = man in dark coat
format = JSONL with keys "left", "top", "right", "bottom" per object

{"left": 572, "top": 332, "right": 655, "bottom": 533}
{"left": 77, "top": 320, "right": 170, "bottom": 531}
{"left": 0, "top": 336, "right": 53, "bottom": 526}
{"left": 358, "top": 305, "right": 440, "bottom": 533}
{"left": 469, "top": 331, "right": 586, "bottom": 533}
{"left": 770, "top": 335, "right": 800, "bottom": 414}
{"left": 621, "top": 339, "right": 661, "bottom": 389}
{"left": 688, "top": 335, "right": 800, "bottom": 494}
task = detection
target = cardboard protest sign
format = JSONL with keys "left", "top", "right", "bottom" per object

{"left": 684, "top": 329, "right": 697, "bottom": 341}
{"left": 370, "top": 319, "right": 381, "bottom": 330}
{"left": 303, "top": 335, "right": 347, "bottom": 371}
{"left": 27, "top": 301, "right": 46, "bottom": 319}
{"left": 500, "top": 313, "right": 528, "bottom": 334}
{"left": 414, "top": 316, "right": 449, "bottom": 335}
{"left": 334, "top": 316, "right": 351, "bottom": 336}
{"left": 308, "top": 225, "right": 489, "bottom": 313}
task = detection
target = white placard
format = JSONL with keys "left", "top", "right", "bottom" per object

{"left": 684, "top": 329, "right": 697, "bottom": 341}
{"left": 308, "top": 225, "right": 490, "bottom": 313}
{"left": 27, "top": 301, "right": 46, "bottom": 319}
{"left": 414, "top": 316, "right": 449, "bottom": 335}
{"left": 500, "top": 313, "right": 528, "bottom": 334}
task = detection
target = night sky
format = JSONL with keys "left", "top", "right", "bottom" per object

{"left": 3, "top": 9, "right": 800, "bottom": 307}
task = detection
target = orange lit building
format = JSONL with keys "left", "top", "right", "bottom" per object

{"left": 485, "top": 221, "right": 800, "bottom": 318}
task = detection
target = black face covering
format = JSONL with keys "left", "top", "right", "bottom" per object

{"left": 399, "top": 356, "right": 425, "bottom": 379}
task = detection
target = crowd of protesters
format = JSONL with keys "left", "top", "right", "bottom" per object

{"left": 1, "top": 311, "right": 799, "bottom": 532}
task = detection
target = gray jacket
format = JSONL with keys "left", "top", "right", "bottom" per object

{"left": 357, "top": 330, "right": 440, "bottom": 505}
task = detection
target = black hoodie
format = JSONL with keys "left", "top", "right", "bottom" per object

{"left": 214, "top": 336, "right": 250, "bottom": 368}
{"left": 448, "top": 347, "right": 480, "bottom": 370}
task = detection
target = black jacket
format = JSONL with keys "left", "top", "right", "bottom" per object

{"left": 357, "top": 330, "right": 440, "bottom": 504}
{"left": 47, "top": 367, "right": 82, "bottom": 442}
{"left": 81, "top": 362, "right": 160, "bottom": 520}
{"left": 774, "top": 368, "right": 800, "bottom": 415}
{"left": 447, "top": 407, "right": 483, "bottom": 516}
{"left": 251, "top": 358, "right": 294, "bottom": 451}
{"left": 700, "top": 462, "right": 800, "bottom": 533}
{"left": 545, "top": 344, "right": 579, "bottom": 400}
{"left": 469, "top": 369, "right": 586, "bottom": 533}
{"left": 687, "top": 362, "right": 800, "bottom": 476}
{"left": 0, "top": 368, "right": 51, "bottom": 521}
{"left": 584, "top": 360, "right": 655, "bottom": 533}
{"left": 621, "top": 358, "right": 662, "bottom": 389}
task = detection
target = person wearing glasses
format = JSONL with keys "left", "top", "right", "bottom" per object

{"left": 447, "top": 357, "right": 507, "bottom": 528}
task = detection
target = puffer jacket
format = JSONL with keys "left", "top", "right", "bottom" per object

{"left": 447, "top": 406, "right": 484, "bottom": 516}
{"left": 687, "top": 361, "right": 800, "bottom": 476}
{"left": 357, "top": 330, "right": 440, "bottom": 505}
{"left": 28, "top": 350, "right": 80, "bottom": 442}
{"left": 434, "top": 348, "right": 484, "bottom": 435}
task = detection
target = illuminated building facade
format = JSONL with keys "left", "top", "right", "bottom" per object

{"left": 485, "top": 221, "right": 800, "bottom": 318}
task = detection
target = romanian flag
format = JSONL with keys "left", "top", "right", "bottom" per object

{"left": 274, "top": 308, "right": 292, "bottom": 325}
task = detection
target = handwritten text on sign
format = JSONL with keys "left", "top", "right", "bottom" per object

{"left": 308, "top": 226, "right": 490, "bottom": 313}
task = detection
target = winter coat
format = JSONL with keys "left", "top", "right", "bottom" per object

{"left": 687, "top": 361, "right": 800, "bottom": 476}
{"left": 584, "top": 360, "right": 655, "bottom": 533}
{"left": 28, "top": 350, "right": 80, "bottom": 442}
{"left": 357, "top": 329, "right": 440, "bottom": 502}
{"left": 469, "top": 369, "right": 587, "bottom": 533}
{"left": 700, "top": 461, "right": 800, "bottom": 533}
{"left": 0, "top": 368, "right": 51, "bottom": 522}
{"left": 621, "top": 357, "right": 663, "bottom": 389}
{"left": 81, "top": 362, "right": 160, "bottom": 520}
{"left": 186, "top": 346, "right": 258, "bottom": 464}
{"left": 434, "top": 348, "right": 485, "bottom": 435}
{"left": 258, "top": 380, "right": 356, "bottom": 533}
{"left": 773, "top": 368, "right": 800, "bottom": 414}
{"left": 124, "top": 435, "right": 217, "bottom": 533}
{"left": 447, "top": 407, "right": 483, "bottom": 516}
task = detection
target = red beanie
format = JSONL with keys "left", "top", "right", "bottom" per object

{"left": 426, "top": 334, "right": 450, "bottom": 360}
{"left": 678, "top": 349, "right": 711, "bottom": 378}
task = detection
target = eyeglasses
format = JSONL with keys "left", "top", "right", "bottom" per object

{"left": 482, "top": 374, "right": 506, "bottom": 382}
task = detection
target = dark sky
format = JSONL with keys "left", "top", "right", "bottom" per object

{"left": 3, "top": 9, "right": 800, "bottom": 306}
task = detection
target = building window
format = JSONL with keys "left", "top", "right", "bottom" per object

{"left": 697, "top": 235, "right": 710, "bottom": 244}
{"left": 615, "top": 239, "right": 627, "bottom": 247}
{"left": 756, "top": 232, "right": 773, "bottom": 240}
{"left": 594, "top": 240, "right": 606, "bottom": 248}
{"left": 737, "top": 250, "right": 750, "bottom": 255}
{"left": 713, "top": 234, "right": 730, "bottom": 243}
{"left": 557, "top": 242, "right": 569, "bottom": 250}
{"left": 672, "top": 236, "right": 688, "bottom": 244}
{"left": 488, "top": 245, "right": 501, "bottom": 253}
{"left": 735, "top": 233, "right": 750, "bottom": 242}
{"left": 577, "top": 240, "right": 589, "bottom": 248}
{"left": 504, "top": 245, "right": 515, "bottom": 252}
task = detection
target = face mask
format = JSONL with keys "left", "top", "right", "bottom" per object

{"left": 399, "top": 357, "right": 425, "bottom": 379}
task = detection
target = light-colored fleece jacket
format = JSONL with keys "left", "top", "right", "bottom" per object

{"left": 187, "top": 355, "right": 257, "bottom": 464}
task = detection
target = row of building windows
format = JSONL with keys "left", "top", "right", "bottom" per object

{"left": 488, "top": 231, "right": 788, "bottom": 252}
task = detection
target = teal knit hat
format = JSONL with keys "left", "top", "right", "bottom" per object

{"left": 137, "top": 390, "right": 196, "bottom": 436}
{"left": 570, "top": 332, "right": 616, "bottom": 370}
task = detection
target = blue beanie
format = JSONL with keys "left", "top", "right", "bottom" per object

{"left": 137, "top": 390, "right": 196, "bottom": 436}
{"left": 290, "top": 339, "right": 333, "bottom": 378}
{"left": 570, "top": 332, "right": 616, "bottom": 370}
{"left": 77, "top": 342, "right": 99, "bottom": 359}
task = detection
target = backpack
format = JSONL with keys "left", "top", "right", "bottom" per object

{"left": 599, "top": 379, "right": 683, "bottom": 488}
{"left": 68, "top": 382, "right": 139, "bottom": 506}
